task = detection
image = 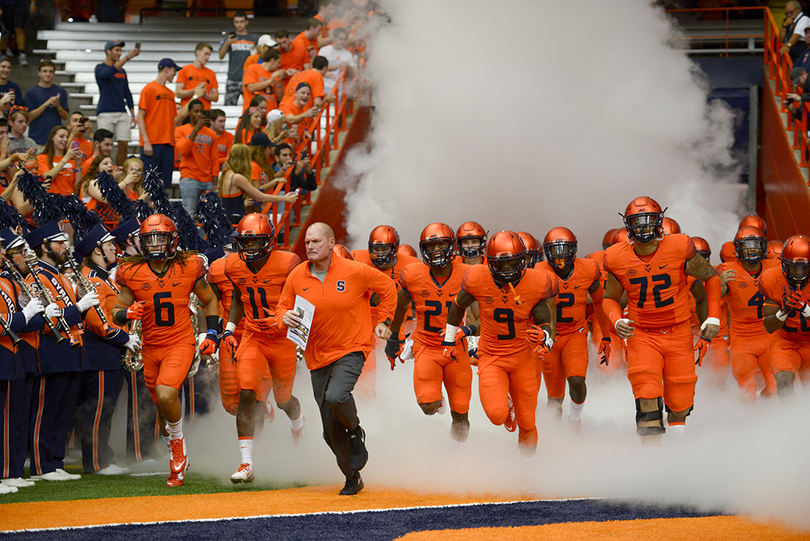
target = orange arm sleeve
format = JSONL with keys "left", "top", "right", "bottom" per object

{"left": 602, "top": 296, "right": 623, "bottom": 329}
{"left": 704, "top": 274, "right": 721, "bottom": 320}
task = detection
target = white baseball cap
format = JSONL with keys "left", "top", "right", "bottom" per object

{"left": 267, "top": 109, "right": 284, "bottom": 123}
{"left": 257, "top": 35, "right": 277, "bottom": 48}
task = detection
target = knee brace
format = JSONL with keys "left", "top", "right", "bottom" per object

{"left": 665, "top": 404, "right": 693, "bottom": 418}
{"left": 635, "top": 397, "right": 665, "bottom": 436}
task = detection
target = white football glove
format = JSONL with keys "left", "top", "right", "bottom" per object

{"left": 22, "top": 298, "right": 45, "bottom": 323}
{"left": 45, "top": 303, "right": 61, "bottom": 320}
{"left": 400, "top": 338, "right": 414, "bottom": 361}
{"left": 124, "top": 334, "right": 141, "bottom": 351}
{"left": 76, "top": 291, "right": 99, "bottom": 312}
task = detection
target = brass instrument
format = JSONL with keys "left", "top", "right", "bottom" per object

{"left": 64, "top": 250, "right": 111, "bottom": 334}
{"left": 2, "top": 260, "right": 67, "bottom": 344}
{"left": 25, "top": 253, "right": 75, "bottom": 344}
{"left": 188, "top": 293, "right": 202, "bottom": 377}
{"left": 120, "top": 318, "right": 143, "bottom": 372}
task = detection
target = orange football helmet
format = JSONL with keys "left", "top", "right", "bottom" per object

{"left": 691, "top": 236, "right": 711, "bottom": 262}
{"left": 486, "top": 231, "right": 526, "bottom": 286}
{"left": 543, "top": 227, "right": 577, "bottom": 271}
{"left": 611, "top": 228, "right": 629, "bottom": 245}
{"left": 233, "top": 213, "right": 275, "bottom": 262}
{"left": 733, "top": 226, "right": 766, "bottom": 265}
{"left": 766, "top": 240, "right": 783, "bottom": 260}
{"left": 398, "top": 244, "right": 417, "bottom": 257}
{"left": 419, "top": 222, "right": 456, "bottom": 267}
{"left": 333, "top": 244, "right": 353, "bottom": 259}
{"left": 781, "top": 235, "right": 810, "bottom": 288}
{"left": 739, "top": 215, "right": 767, "bottom": 236}
{"left": 719, "top": 241, "right": 736, "bottom": 263}
{"left": 456, "top": 221, "right": 487, "bottom": 259}
{"left": 139, "top": 214, "right": 178, "bottom": 260}
{"left": 368, "top": 225, "right": 399, "bottom": 268}
{"left": 661, "top": 217, "right": 681, "bottom": 235}
{"left": 602, "top": 228, "right": 619, "bottom": 250}
{"left": 516, "top": 232, "right": 541, "bottom": 268}
{"left": 621, "top": 196, "right": 665, "bottom": 244}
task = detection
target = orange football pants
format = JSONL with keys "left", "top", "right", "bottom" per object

{"left": 412, "top": 342, "right": 472, "bottom": 414}
{"left": 235, "top": 330, "right": 297, "bottom": 404}
{"left": 541, "top": 330, "right": 589, "bottom": 400}
{"left": 142, "top": 338, "right": 196, "bottom": 405}
{"left": 730, "top": 334, "right": 776, "bottom": 401}
{"left": 625, "top": 321, "right": 696, "bottom": 413}
{"left": 769, "top": 332, "right": 810, "bottom": 384}
{"left": 218, "top": 334, "right": 274, "bottom": 415}
{"left": 478, "top": 347, "right": 538, "bottom": 449}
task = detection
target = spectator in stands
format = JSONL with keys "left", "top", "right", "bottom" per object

{"left": 0, "top": 56, "right": 22, "bottom": 113}
{"left": 120, "top": 156, "right": 147, "bottom": 201}
{"left": 266, "top": 109, "right": 293, "bottom": 145}
{"left": 274, "top": 142, "right": 317, "bottom": 195}
{"left": 249, "top": 134, "right": 283, "bottom": 191}
{"left": 280, "top": 83, "right": 319, "bottom": 145}
{"left": 95, "top": 40, "right": 140, "bottom": 167}
{"left": 234, "top": 107, "right": 263, "bottom": 145}
{"left": 66, "top": 111, "right": 93, "bottom": 160}
{"left": 293, "top": 18, "right": 325, "bottom": 60}
{"left": 219, "top": 10, "right": 258, "bottom": 107}
{"left": 781, "top": 1, "right": 810, "bottom": 61}
{"left": 24, "top": 59, "right": 69, "bottom": 146}
{"left": 795, "top": 26, "right": 810, "bottom": 71}
{"left": 138, "top": 57, "right": 202, "bottom": 188}
{"left": 176, "top": 42, "right": 219, "bottom": 110}
{"left": 77, "top": 154, "right": 144, "bottom": 226}
{"left": 7, "top": 106, "right": 34, "bottom": 154}
{"left": 242, "top": 34, "right": 276, "bottom": 73}
{"left": 276, "top": 29, "right": 311, "bottom": 92}
{"left": 76, "top": 154, "right": 115, "bottom": 202}
{"left": 242, "top": 48, "right": 284, "bottom": 113}
{"left": 217, "top": 142, "right": 298, "bottom": 224}
{"left": 81, "top": 128, "right": 114, "bottom": 177}
{"left": 37, "top": 125, "right": 80, "bottom": 196}
{"left": 0, "top": 0, "right": 30, "bottom": 66}
{"left": 313, "top": 0, "right": 336, "bottom": 39}
{"left": 318, "top": 28, "right": 358, "bottom": 96}
{"left": 209, "top": 108, "right": 232, "bottom": 171}
{"left": 175, "top": 98, "right": 218, "bottom": 215}
{"left": 279, "top": 56, "right": 332, "bottom": 111}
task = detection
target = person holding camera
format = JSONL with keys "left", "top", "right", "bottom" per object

{"left": 218, "top": 11, "right": 258, "bottom": 107}
{"left": 175, "top": 99, "right": 218, "bottom": 215}
{"left": 786, "top": 67, "right": 809, "bottom": 121}
{"left": 96, "top": 40, "right": 139, "bottom": 167}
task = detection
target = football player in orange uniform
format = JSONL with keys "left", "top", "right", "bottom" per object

{"left": 113, "top": 214, "right": 220, "bottom": 487}
{"left": 386, "top": 223, "right": 476, "bottom": 442}
{"left": 586, "top": 228, "right": 625, "bottom": 371}
{"left": 739, "top": 215, "right": 767, "bottom": 235}
{"left": 445, "top": 231, "right": 557, "bottom": 457}
{"left": 516, "top": 232, "right": 543, "bottom": 267}
{"left": 602, "top": 197, "right": 722, "bottom": 445}
{"left": 537, "top": 227, "right": 610, "bottom": 425}
{"left": 760, "top": 235, "right": 810, "bottom": 399}
{"left": 717, "top": 227, "right": 778, "bottom": 400}
{"left": 220, "top": 214, "right": 304, "bottom": 483}
{"left": 351, "top": 225, "right": 419, "bottom": 398}
{"left": 766, "top": 240, "right": 783, "bottom": 260}
{"left": 456, "top": 221, "right": 487, "bottom": 266}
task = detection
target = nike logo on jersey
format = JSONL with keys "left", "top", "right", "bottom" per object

{"left": 303, "top": 287, "right": 311, "bottom": 291}
{"left": 573, "top": 285, "right": 582, "bottom": 289}
{"left": 172, "top": 282, "right": 182, "bottom": 287}
{"left": 659, "top": 264, "right": 668, "bottom": 269}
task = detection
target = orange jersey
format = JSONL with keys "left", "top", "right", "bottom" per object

{"left": 587, "top": 249, "right": 608, "bottom": 287}
{"left": 224, "top": 250, "right": 301, "bottom": 335}
{"left": 215, "top": 131, "right": 233, "bottom": 170}
{"left": 293, "top": 31, "right": 319, "bottom": 58}
{"left": 116, "top": 255, "right": 206, "bottom": 347}
{"left": 603, "top": 234, "right": 696, "bottom": 329}
{"left": 174, "top": 123, "right": 219, "bottom": 181}
{"left": 461, "top": 265, "right": 558, "bottom": 360}
{"left": 242, "top": 63, "right": 280, "bottom": 112}
{"left": 536, "top": 258, "right": 601, "bottom": 335}
{"left": 206, "top": 257, "right": 238, "bottom": 329}
{"left": 399, "top": 259, "right": 471, "bottom": 349}
{"left": 278, "top": 70, "right": 325, "bottom": 110}
{"left": 719, "top": 259, "right": 778, "bottom": 340}
{"left": 37, "top": 154, "right": 78, "bottom": 197}
{"left": 759, "top": 266, "right": 810, "bottom": 340}
{"left": 138, "top": 81, "right": 177, "bottom": 147}
{"left": 176, "top": 64, "right": 218, "bottom": 109}
{"left": 275, "top": 255, "right": 397, "bottom": 371}
{"left": 351, "top": 249, "right": 420, "bottom": 324}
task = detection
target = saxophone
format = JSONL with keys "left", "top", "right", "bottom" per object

{"left": 188, "top": 293, "right": 202, "bottom": 377}
{"left": 64, "top": 250, "right": 112, "bottom": 334}
{"left": 120, "top": 318, "right": 143, "bottom": 372}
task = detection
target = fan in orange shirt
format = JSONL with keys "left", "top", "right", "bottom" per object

{"left": 446, "top": 231, "right": 557, "bottom": 457}
{"left": 278, "top": 57, "right": 332, "bottom": 111}
{"left": 275, "top": 29, "right": 312, "bottom": 92}
{"left": 293, "top": 18, "right": 325, "bottom": 59}
{"left": 386, "top": 223, "right": 476, "bottom": 442}
{"left": 759, "top": 235, "right": 810, "bottom": 400}
{"left": 718, "top": 226, "right": 778, "bottom": 401}
{"left": 280, "top": 83, "right": 320, "bottom": 146}
{"left": 37, "top": 126, "right": 80, "bottom": 196}
{"left": 113, "top": 214, "right": 220, "bottom": 487}
{"left": 242, "top": 48, "right": 283, "bottom": 113}
{"left": 602, "top": 197, "right": 722, "bottom": 446}
{"left": 175, "top": 42, "right": 219, "bottom": 110}
{"left": 536, "top": 227, "right": 609, "bottom": 426}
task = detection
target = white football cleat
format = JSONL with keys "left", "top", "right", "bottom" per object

{"left": 230, "top": 463, "right": 254, "bottom": 484}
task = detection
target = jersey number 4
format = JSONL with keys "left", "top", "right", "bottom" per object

{"left": 629, "top": 274, "right": 674, "bottom": 309}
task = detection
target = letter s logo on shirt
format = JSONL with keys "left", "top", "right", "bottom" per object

{"left": 336, "top": 280, "right": 346, "bottom": 292}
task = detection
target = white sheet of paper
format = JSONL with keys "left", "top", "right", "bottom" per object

{"left": 287, "top": 295, "right": 315, "bottom": 349}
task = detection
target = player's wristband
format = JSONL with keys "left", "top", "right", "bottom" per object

{"left": 113, "top": 309, "right": 128, "bottom": 325}
{"left": 700, "top": 317, "right": 720, "bottom": 332}
{"left": 443, "top": 323, "right": 459, "bottom": 343}
{"left": 225, "top": 321, "right": 237, "bottom": 333}
{"left": 206, "top": 315, "right": 219, "bottom": 333}
{"left": 775, "top": 309, "right": 789, "bottom": 321}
